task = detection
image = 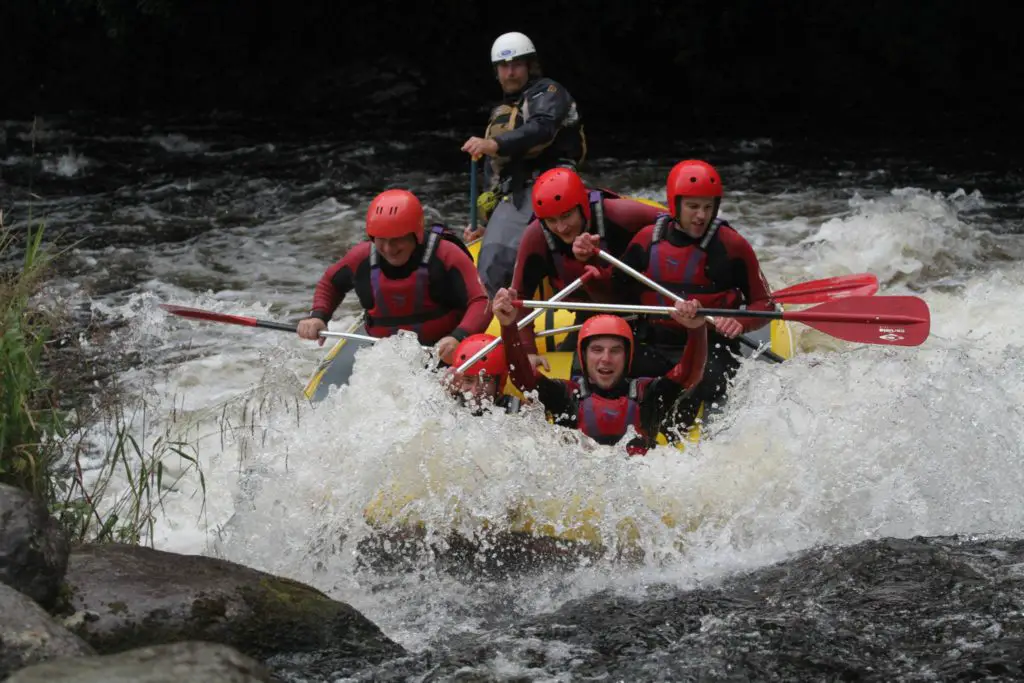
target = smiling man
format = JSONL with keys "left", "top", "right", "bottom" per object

{"left": 461, "top": 31, "right": 587, "bottom": 297}
{"left": 491, "top": 287, "right": 708, "bottom": 455}
{"left": 296, "top": 189, "right": 491, "bottom": 364}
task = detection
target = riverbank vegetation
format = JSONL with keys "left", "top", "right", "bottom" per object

{"left": 1, "top": 213, "right": 206, "bottom": 545}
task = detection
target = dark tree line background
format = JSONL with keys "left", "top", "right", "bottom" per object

{"left": 4, "top": 0, "right": 1021, "bottom": 140}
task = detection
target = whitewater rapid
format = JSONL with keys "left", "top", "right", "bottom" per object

{"left": 5, "top": 118, "right": 1022, "bottom": 656}
{"left": 88, "top": 180, "right": 1024, "bottom": 652}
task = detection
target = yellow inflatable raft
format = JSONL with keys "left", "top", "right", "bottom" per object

{"left": 303, "top": 199, "right": 796, "bottom": 570}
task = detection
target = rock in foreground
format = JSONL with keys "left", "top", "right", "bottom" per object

{"left": 0, "top": 582, "right": 94, "bottom": 679}
{"left": 63, "top": 544, "right": 404, "bottom": 666}
{"left": 7, "top": 641, "right": 272, "bottom": 683}
{"left": 0, "top": 483, "right": 71, "bottom": 609}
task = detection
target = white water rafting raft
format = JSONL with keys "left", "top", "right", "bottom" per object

{"left": 300, "top": 199, "right": 799, "bottom": 569}
{"left": 155, "top": 198, "right": 910, "bottom": 569}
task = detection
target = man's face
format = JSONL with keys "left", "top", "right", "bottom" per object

{"left": 373, "top": 234, "right": 417, "bottom": 266}
{"left": 585, "top": 336, "right": 627, "bottom": 390}
{"left": 496, "top": 60, "right": 530, "bottom": 94}
{"left": 452, "top": 373, "right": 500, "bottom": 405}
{"left": 675, "top": 197, "right": 717, "bottom": 238}
{"left": 542, "top": 207, "right": 585, "bottom": 243}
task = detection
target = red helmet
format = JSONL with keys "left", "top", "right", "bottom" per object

{"left": 453, "top": 334, "right": 508, "bottom": 391}
{"left": 366, "top": 189, "right": 425, "bottom": 242}
{"left": 532, "top": 168, "right": 591, "bottom": 224}
{"left": 667, "top": 160, "right": 722, "bottom": 218}
{"left": 577, "top": 315, "right": 634, "bottom": 373}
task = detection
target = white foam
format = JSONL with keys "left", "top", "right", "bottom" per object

{"left": 59, "top": 165, "right": 1024, "bottom": 651}
{"left": 42, "top": 150, "right": 90, "bottom": 177}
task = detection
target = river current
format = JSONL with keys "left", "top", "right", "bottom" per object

{"left": 3, "top": 115, "right": 1023, "bottom": 681}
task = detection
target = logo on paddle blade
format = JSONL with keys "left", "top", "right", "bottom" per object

{"left": 878, "top": 326, "right": 906, "bottom": 341}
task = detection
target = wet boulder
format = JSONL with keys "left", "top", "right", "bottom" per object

{"left": 6, "top": 641, "right": 273, "bottom": 683}
{"left": 63, "top": 543, "right": 404, "bottom": 666}
{"left": 0, "top": 582, "right": 95, "bottom": 679}
{"left": 0, "top": 483, "right": 71, "bottom": 610}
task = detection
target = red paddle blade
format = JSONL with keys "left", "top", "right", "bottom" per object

{"left": 784, "top": 296, "right": 930, "bottom": 347}
{"left": 772, "top": 273, "right": 879, "bottom": 304}
{"left": 159, "top": 303, "right": 260, "bottom": 327}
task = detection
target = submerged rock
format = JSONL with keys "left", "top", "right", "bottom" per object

{"left": 0, "top": 582, "right": 95, "bottom": 679}
{"left": 62, "top": 544, "right": 404, "bottom": 666}
{"left": 0, "top": 483, "right": 71, "bottom": 610}
{"left": 6, "top": 641, "right": 272, "bottom": 683}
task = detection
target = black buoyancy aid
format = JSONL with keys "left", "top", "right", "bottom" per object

{"left": 364, "top": 225, "right": 463, "bottom": 344}
{"left": 541, "top": 189, "right": 607, "bottom": 289}
{"left": 641, "top": 214, "right": 742, "bottom": 313}
{"left": 573, "top": 377, "right": 643, "bottom": 446}
{"left": 484, "top": 84, "right": 586, "bottom": 194}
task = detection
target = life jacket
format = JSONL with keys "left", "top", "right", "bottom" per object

{"left": 641, "top": 214, "right": 744, "bottom": 321}
{"left": 484, "top": 82, "right": 587, "bottom": 194}
{"left": 364, "top": 225, "right": 466, "bottom": 344}
{"left": 540, "top": 189, "right": 608, "bottom": 290}
{"left": 572, "top": 377, "right": 644, "bottom": 447}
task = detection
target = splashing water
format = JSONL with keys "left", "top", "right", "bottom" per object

{"left": 799, "top": 188, "right": 987, "bottom": 285}
{"left": 8, "top": 120, "right": 1023, "bottom": 664}
{"left": 114, "top": 261, "right": 1024, "bottom": 654}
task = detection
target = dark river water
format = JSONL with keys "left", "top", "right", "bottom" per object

{"left": 3, "top": 114, "right": 1024, "bottom": 681}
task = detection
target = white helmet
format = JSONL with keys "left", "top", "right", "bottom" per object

{"left": 490, "top": 32, "right": 537, "bottom": 64}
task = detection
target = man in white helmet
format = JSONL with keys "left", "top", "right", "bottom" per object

{"left": 461, "top": 31, "right": 586, "bottom": 297}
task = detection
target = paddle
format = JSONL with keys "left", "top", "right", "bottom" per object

{"left": 511, "top": 296, "right": 931, "bottom": 347}
{"left": 160, "top": 304, "right": 385, "bottom": 344}
{"left": 532, "top": 274, "right": 879, "bottom": 339}
{"left": 592, "top": 248, "right": 787, "bottom": 363}
{"left": 536, "top": 316, "right": 638, "bottom": 340}
{"left": 469, "top": 157, "right": 478, "bottom": 232}
{"left": 771, "top": 273, "right": 879, "bottom": 304}
{"left": 455, "top": 268, "right": 598, "bottom": 373}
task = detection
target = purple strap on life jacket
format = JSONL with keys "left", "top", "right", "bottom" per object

{"left": 648, "top": 216, "right": 704, "bottom": 306}
{"left": 680, "top": 251, "right": 704, "bottom": 289}
{"left": 550, "top": 249, "right": 566, "bottom": 286}
{"left": 579, "top": 394, "right": 601, "bottom": 438}
{"left": 647, "top": 241, "right": 672, "bottom": 307}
